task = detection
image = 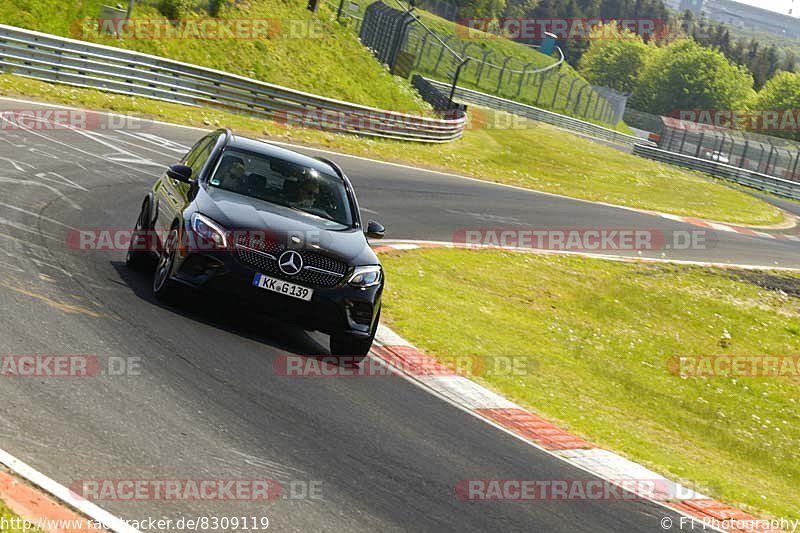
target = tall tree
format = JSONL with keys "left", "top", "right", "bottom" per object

{"left": 579, "top": 23, "right": 651, "bottom": 93}
{"left": 631, "top": 38, "right": 754, "bottom": 115}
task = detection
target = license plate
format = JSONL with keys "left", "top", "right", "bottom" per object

{"left": 253, "top": 273, "right": 313, "bottom": 301}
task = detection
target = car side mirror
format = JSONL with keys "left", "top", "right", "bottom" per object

{"left": 166, "top": 164, "right": 193, "bottom": 183}
{"left": 366, "top": 220, "right": 385, "bottom": 239}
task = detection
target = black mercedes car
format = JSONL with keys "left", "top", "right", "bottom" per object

{"left": 125, "top": 129, "right": 385, "bottom": 361}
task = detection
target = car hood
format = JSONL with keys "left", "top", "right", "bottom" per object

{"left": 194, "top": 186, "right": 379, "bottom": 266}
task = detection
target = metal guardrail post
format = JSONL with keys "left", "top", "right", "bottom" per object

{"left": 433, "top": 36, "right": 450, "bottom": 74}
{"left": 474, "top": 50, "right": 491, "bottom": 86}
{"left": 449, "top": 57, "right": 469, "bottom": 107}
{"left": 516, "top": 62, "right": 533, "bottom": 98}
{"left": 573, "top": 84, "right": 589, "bottom": 115}
{"left": 534, "top": 70, "right": 547, "bottom": 104}
{"left": 695, "top": 132, "right": 704, "bottom": 157}
{"left": 550, "top": 73, "right": 564, "bottom": 109}
{"left": 496, "top": 56, "right": 512, "bottom": 94}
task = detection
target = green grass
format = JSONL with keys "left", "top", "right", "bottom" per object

{"left": 0, "top": 0, "right": 428, "bottom": 113}
{"left": 0, "top": 499, "right": 39, "bottom": 532}
{"left": 0, "top": 73, "right": 783, "bottom": 226}
{"left": 378, "top": 247, "right": 800, "bottom": 520}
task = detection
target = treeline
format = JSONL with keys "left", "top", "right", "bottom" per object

{"left": 680, "top": 11, "right": 796, "bottom": 89}
{"left": 579, "top": 24, "right": 800, "bottom": 141}
{"left": 449, "top": 0, "right": 794, "bottom": 95}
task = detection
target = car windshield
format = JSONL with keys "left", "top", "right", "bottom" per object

{"left": 207, "top": 149, "right": 354, "bottom": 227}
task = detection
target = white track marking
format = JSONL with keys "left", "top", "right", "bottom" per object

{"left": 27, "top": 146, "right": 59, "bottom": 160}
{"left": 377, "top": 238, "right": 800, "bottom": 271}
{"left": 417, "top": 376, "right": 519, "bottom": 409}
{"left": 375, "top": 324, "right": 416, "bottom": 347}
{"left": 0, "top": 157, "right": 35, "bottom": 172}
{"left": 0, "top": 447, "right": 142, "bottom": 533}
{"left": 556, "top": 449, "right": 708, "bottom": 501}
{"left": 35, "top": 171, "right": 89, "bottom": 192}
{"left": 67, "top": 130, "right": 163, "bottom": 167}
{"left": 116, "top": 130, "right": 190, "bottom": 154}
{"left": 0, "top": 114, "right": 153, "bottom": 177}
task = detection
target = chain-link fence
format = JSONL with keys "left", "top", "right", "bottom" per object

{"left": 624, "top": 108, "right": 800, "bottom": 182}
{"left": 658, "top": 117, "right": 800, "bottom": 181}
{"left": 324, "top": 0, "right": 624, "bottom": 126}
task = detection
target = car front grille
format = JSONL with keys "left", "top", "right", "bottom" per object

{"left": 234, "top": 232, "right": 348, "bottom": 288}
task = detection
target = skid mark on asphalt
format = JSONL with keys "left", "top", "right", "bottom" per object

{"left": 0, "top": 280, "right": 104, "bottom": 318}
{"left": 0, "top": 215, "right": 60, "bottom": 241}
{"left": 0, "top": 202, "right": 77, "bottom": 230}
{"left": 0, "top": 178, "right": 82, "bottom": 211}
{"left": 221, "top": 451, "right": 312, "bottom": 484}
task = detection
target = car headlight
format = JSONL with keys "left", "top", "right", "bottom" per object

{"left": 348, "top": 265, "right": 382, "bottom": 287}
{"left": 190, "top": 213, "right": 228, "bottom": 249}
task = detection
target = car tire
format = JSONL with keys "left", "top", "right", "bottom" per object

{"left": 153, "top": 226, "right": 180, "bottom": 301}
{"left": 125, "top": 201, "right": 152, "bottom": 270}
{"left": 329, "top": 335, "right": 373, "bottom": 366}
{"left": 330, "top": 311, "right": 379, "bottom": 366}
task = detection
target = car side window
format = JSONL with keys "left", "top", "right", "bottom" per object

{"left": 181, "top": 136, "right": 210, "bottom": 166}
{"left": 188, "top": 138, "right": 215, "bottom": 180}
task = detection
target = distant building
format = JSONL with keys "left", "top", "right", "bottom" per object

{"left": 678, "top": 0, "right": 704, "bottom": 15}
{"left": 678, "top": 0, "right": 800, "bottom": 38}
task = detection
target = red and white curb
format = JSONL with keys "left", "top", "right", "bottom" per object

{"left": 0, "top": 448, "right": 137, "bottom": 532}
{"left": 373, "top": 239, "right": 800, "bottom": 272}
{"left": 653, "top": 213, "right": 800, "bottom": 241}
{"left": 370, "top": 325, "right": 785, "bottom": 532}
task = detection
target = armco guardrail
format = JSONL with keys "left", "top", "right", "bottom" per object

{"left": 633, "top": 144, "right": 800, "bottom": 201}
{"left": 0, "top": 24, "right": 465, "bottom": 143}
{"left": 424, "top": 77, "right": 650, "bottom": 148}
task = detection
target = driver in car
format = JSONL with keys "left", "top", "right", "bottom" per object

{"left": 295, "top": 176, "right": 321, "bottom": 208}
{"left": 216, "top": 156, "right": 247, "bottom": 193}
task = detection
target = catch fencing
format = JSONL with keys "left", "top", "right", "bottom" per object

{"left": 425, "top": 77, "right": 648, "bottom": 147}
{"left": 332, "top": 0, "right": 623, "bottom": 125}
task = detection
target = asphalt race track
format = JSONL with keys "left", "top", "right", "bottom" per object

{"left": 0, "top": 98, "right": 793, "bottom": 532}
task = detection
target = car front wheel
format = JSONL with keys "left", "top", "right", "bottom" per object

{"left": 125, "top": 201, "right": 152, "bottom": 270}
{"left": 153, "top": 227, "right": 179, "bottom": 300}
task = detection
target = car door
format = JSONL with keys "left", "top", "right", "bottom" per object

{"left": 154, "top": 134, "right": 216, "bottom": 236}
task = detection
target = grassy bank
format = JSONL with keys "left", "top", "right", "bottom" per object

{"left": 0, "top": 73, "right": 783, "bottom": 226}
{"left": 0, "top": 499, "right": 40, "bottom": 532}
{"left": 0, "top": 0, "right": 427, "bottom": 112}
{"left": 378, "top": 247, "right": 800, "bottom": 520}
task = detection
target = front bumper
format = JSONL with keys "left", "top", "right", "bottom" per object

{"left": 172, "top": 250, "right": 382, "bottom": 337}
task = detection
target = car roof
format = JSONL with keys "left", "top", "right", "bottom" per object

{"left": 224, "top": 132, "right": 338, "bottom": 178}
